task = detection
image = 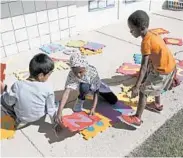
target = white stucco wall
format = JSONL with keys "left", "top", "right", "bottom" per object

{"left": 75, "top": 1, "right": 118, "bottom": 33}
{"left": 75, "top": 0, "right": 166, "bottom": 34}
{"left": 0, "top": 0, "right": 168, "bottom": 58}
{"left": 119, "top": 0, "right": 151, "bottom": 21}
{"left": 150, "top": 0, "right": 167, "bottom": 12}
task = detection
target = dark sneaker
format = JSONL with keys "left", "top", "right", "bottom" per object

{"left": 118, "top": 115, "right": 142, "bottom": 128}
{"left": 146, "top": 103, "right": 163, "bottom": 113}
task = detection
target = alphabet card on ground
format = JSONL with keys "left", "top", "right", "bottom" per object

{"left": 83, "top": 42, "right": 105, "bottom": 51}
{"left": 133, "top": 54, "right": 142, "bottom": 64}
{"left": 62, "top": 111, "right": 101, "bottom": 132}
{"left": 54, "top": 61, "right": 70, "bottom": 70}
{"left": 0, "top": 115, "right": 16, "bottom": 140}
{"left": 117, "top": 84, "right": 155, "bottom": 110}
{"left": 0, "top": 63, "right": 6, "bottom": 82}
{"left": 113, "top": 101, "right": 135, "bottom": 115}
{"left": 176, "top": 64, "right": 183, "bottom": 82}
{"left": 80, "top": 112, "right": 112, "bottom": 140}
{"left": 40, "top": 44, "right": 65, "bottom": 54}
{"left": 116, "top": 63, "right": 140, "bottom": 76}
{"left": 96, "top": 102, "right": 121, "bottom": 124}
{"left": 177, "top": 60, "right": 183, "bottom": 67}
{"left": 13, "top": 69, "right": 29, "bottom": 80}
{"left": 51, "top": 57, "right": 69, "bottom": 63}
{"left": 80, "top": 47, "right": 103, "bottom": 56}
{"left": 66, "top": 40, "right": 87, "bottom": 48}
{"left": 149, "top": 28, "right": 169, "bottom": 35}
{"left": 163, "top": 37, "right": 183, "bottom": 46}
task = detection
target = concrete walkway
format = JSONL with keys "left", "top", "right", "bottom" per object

{"left": 1, "top": 11, "right": 183, "bottom": 157}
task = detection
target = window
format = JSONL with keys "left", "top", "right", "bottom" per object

{"left": 89, "top": 0, "right": 115, "bottom": 11}
{"left": 123, "top": 0, "right": 144, "bottom": 4}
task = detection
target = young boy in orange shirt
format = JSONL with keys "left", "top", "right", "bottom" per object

{"left": 120, "top": 10, "right": 176, "bottom": 128}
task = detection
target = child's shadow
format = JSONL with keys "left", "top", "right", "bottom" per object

{"left": 84, "top": 99, "right": 137, "bottom": 131}
{"left": 112, "top": 122, "right": 136, "bottom": 131}
{"left": 102, "top": 75, "right": 135, "bottom": 86}
{"left": 32, "top": 116, "right": 77, "bottom": 144}
{"left": 31, "top": 76, "right": 137, "bottom": 143}
{"left": 31, "top": 90, "right": 79, "bottom": 144}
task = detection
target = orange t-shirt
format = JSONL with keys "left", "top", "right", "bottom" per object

{"left": 141, "top": 31, "right": 176, "bottom": 74}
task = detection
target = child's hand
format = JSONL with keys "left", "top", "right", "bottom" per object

{"left": 130, "top": 86, "right": 139, "bottom": 98}
{"left": 53, "top": 113, "right": 64, "bottom": 137}
{"left": 53, "top": 123, "right": 62, "bottom": 137}
{"left": 90, "top": 107, "right": 95, "bottom": 116}
{"left": 55, "top": 113, "right": 63, "bottom": 126}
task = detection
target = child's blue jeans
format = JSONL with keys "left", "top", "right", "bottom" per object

{"left": 78, "top": 83, "right": 90, "bottom": 100}
{"left": 78, "top": 82, "right": 118, "bottom": 104}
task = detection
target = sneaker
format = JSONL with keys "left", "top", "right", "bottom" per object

{"left": 73, "top": 99, "right": 84, "bottom": 112}
{"left": 146, "top": 103, "right": 163, "bottom": 113}
{"left": 15, "top": 121, "right": 28, "bottom": 130}
{"left": 118, "top": 115, "right": 142, "bottom": 128}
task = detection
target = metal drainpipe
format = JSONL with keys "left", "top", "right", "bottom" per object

{"left": 117, "top": 0, "right": 120, "bottom": 20}
{"left": 149, "top": 0, "right": 152, "bottom": 11}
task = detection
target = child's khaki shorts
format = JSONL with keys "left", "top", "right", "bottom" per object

{"left": 140, "top": 67, "right": 176, "bottom": 96}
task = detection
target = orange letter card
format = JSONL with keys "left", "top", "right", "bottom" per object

{"left": 0, "top": 63, "right": 6, "bottom": 82}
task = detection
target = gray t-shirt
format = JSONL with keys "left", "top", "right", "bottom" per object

{"left": 65, "top": 65, "right": 101, "bottom": 91}
{"left": 65, "top": 65, "right": 112, "bottom": 93}
{"left": 2, "top": 80, "right": 57, "bottom": 123}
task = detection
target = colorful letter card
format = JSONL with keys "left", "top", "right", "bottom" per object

{"left": 62, "top": 111, "right": 101, "bottom": 132}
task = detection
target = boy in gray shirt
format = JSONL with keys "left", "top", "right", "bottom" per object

{"left": 1, "top": 53, "right": 59, "bottom": 130}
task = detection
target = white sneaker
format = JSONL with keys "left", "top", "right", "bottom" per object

{"left": 73, "top": 99, "right": 84, "bottom": 112}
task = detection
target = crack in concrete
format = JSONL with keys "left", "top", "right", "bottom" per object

{"left": 20, "top": 130, "right": 45, "bottom": 157}
{"left": 152, "top": 13, "right": 183, "bottom": 21}
{"left": 95, "top": 30, "right": 141, "bottom": 47}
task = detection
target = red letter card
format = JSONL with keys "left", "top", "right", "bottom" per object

{"left": 0, "top": 63, "right": 6, "bottom": 82}
{"left": 150, "top": 28, "right": 169, "bottom": 35}
{"left": 116, "top": 63, "right": 140, "bottom": 76}
{"left": 163, "top": 37, "right": 183, "bottom": 46}
{"left": 62, "top": 111, "right": 101, "bottom": 132}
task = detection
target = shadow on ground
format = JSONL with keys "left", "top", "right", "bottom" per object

{"left": 32, "top": 115, "right": 77, "bottom": 144}
{"left": 101, "top": 75, "right": 135, "bottom": 86}
{"left": 0, "top": 74, "right": 137, "bottom": 143}
{"left": 30, "top": 90, "right": 79, "bottom": 144}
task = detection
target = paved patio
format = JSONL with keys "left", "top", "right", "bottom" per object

{"left": 1, "top": 10, "right": 183, "bottom": 157}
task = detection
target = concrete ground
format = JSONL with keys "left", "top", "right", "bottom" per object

{"left": 1, "top": 11, "right": 183, "bottom": 157}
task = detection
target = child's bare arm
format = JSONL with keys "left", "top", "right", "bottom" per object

{"left": 135, "top": 55, "right": 149, "bottom": 88}
{"left": 52, "top": 89, "right": 71, "bottom": 136}
{"left": 131, "top": 55, "right": 149, "bottom": 98}
{"left": 90, "top": 91, "right": 99, "bottom": 115}
{"left": 56, "top": 88, "right": 71, "bottom": 122}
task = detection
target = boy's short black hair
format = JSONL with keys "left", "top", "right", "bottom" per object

{"left": 128, "top": 10, "right": 149, "bottom": 30}
{"left": 29, "top": 53, "right": 54, "bottom": 77}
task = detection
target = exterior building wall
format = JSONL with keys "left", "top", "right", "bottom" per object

{"left": 0, "top": 0, "right": 165, "bottom": 58}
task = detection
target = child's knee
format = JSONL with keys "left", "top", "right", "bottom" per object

{"left": 79, "top": 83, "right": 90, "bottom": 94}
